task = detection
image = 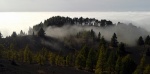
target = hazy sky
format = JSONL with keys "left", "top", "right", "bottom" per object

{"left": 0, "top": 0, "right": 150, "bottom": 11}
{"left": 0, "top": 12, "right": 150, "bottom": 37}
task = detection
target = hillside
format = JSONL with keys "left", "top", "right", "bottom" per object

{"left": 0, "top": 16, "right": 150, "bottom": 74}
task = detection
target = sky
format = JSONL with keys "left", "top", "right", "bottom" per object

{"left": 0, "top": 0, "right": 150, "bottom": 12}
{"left": 0, "top": 0, "right": 150, "bottom": 37}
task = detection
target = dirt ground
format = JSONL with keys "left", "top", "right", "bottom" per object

{"left": 0, "top": 60, "right": 93, "bottom": 74}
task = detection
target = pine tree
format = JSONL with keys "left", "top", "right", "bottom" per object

{"left": 55, "top": 55, "right": 65, "bottom": 66}
{"left": 41, "top": 48, "right": 48, "bottom": 61}
{"left": 38, "top": 28, "right": 45, "bottom": 37}
{"left": 137, "top": 36, "right": 144, "bottom": 46}
{"left": 115, "top": 57, "right": 122, "bottom": 74}
{"left": 18, "top": 50, "right": 24, "bottom": 62}
{"left": 28, "top": 27, "right": 33, "bottom": 35}
{"left": 100, "top": 36, "right": 106, "bottom": 46}
{"left": 33, "top": 32, "right": 35, "bottom": 36}
{"left": 75, "top": 45, "right": 88, "bottom": 69}
{"left": 36, "top": 48, "right": 47, "bottom": 65}
{"left": 0, "top": 32, "right": 3, "bottom": 39}
{"left": 133, "top": 55, "right": 146, "bottom": 74}
{"left": 19, "top": 30, "right": 24, "bottom": 36}
{"left": 11, "top": 31, "right": 17, "bottom": 37}
{"left": 48, "top": 52, "right": 56, "bottom": 66}
{"left": 120, "top": 55, "right": 136, "bottom": 74}
{"left": 95, "top": 45, "right": 107, "bottom": 74}
{"left": 55, "top": 55, "right": 60, "bottom": 66}
{"left": 145, "top": 35, "right": 150, "bottom": 45}
{"left": 8, "top": 44, "right": 15, "bottom": 61}
{"left": 0, "top": 44, "right": 4, "bottom": 58}
{"left": 107, "top": 51, "right": 116, "bottom": 74}
{"left": 75, "top": 53, "right": 86, "bottom": 69}
{"left": 59, "top": 56, "right": 65, "bottom": 66}
{"left": 85, "top": 48, "right": 96, "bottom": 71}
{"left": 66, "top": 54, "right": 73, "bottom": 66}
{"left": 143, "top": 65, "right": 150, "bottom": 74}
{"left": 24, "top": 45, "right": 32, "bottom": 63}
{"left": 36, "top": 52, "right": 45, "bottom": 65}
{"left": 90, "top": 29, "right": 95, "bottom": 39}
{"left": 146, "top": 48, "right": 150, "bottom": 56}
{"left": 6, "top": 49, "right": 13, "bottom": 60}
{"left": 117, "top": 42, "right": 126, "bottom": 56}
{"left": 97, "top": 32, "right": 101, "bottom": 42}
{"left": 11, "top": 50, "right": 17, "bottom": 61}
{"left": 111, "top": 33, "right": 118, "bottom": 47}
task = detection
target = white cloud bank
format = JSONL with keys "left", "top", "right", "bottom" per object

{"left": 0, "top": 12, "right": 150, "bottom": 38}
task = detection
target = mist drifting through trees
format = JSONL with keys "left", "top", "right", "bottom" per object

{"left": 45, "top": 24, "right": 149, "bottom": 46}
{"left": 0, "top": 15, "right": 150, "bottom": 74}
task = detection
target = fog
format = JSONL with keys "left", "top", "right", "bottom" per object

{"left": 0, "top": 12, "right": 150, "bottom": 38}
{"left": 46, "top": 24, "right": 150, "bottom": 46}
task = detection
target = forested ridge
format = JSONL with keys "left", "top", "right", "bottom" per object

{"left": 0, "top": 16, "right": 150, "bottom": 74}
{"left": 32, "top": 16, "right": 114, "bottom": 34}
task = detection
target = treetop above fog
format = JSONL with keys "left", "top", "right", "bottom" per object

{"left": 33, "top": 16, "right": 114, "bottom": 32}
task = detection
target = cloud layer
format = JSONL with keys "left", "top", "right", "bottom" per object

{"left": 45, "top": 24, "right": 150, "bottom": 46}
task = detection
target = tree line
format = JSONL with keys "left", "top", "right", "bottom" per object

{"left": 33, "top": 16, "right": 114, "bottom": 33}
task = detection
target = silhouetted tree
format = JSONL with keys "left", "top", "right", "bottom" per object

{"left": 0, "top": 32, "right": 3, "bottom": 39}
{"left": 38, "top": 28, "right": 45, "bottom": 37}
{"left": 145, "top": 35, "right": 150, "bottom": 45}
{"left": 33, "top": 32, "right": 35, "bottom": 36}
{"left": 146, "top": 48, "right": 150, "bottom": 56}
{"left": 73, "top": 17, "right": 78, "bottom": 24}
{"left": 28, "top": 27, "right": 33, "bottom": 35}
{"left": 100, "top": 36, "right": 106, "bottom": 46}
{"left": 90, "top": 29, "right": 95, "bottom": 40}
{"left": 111, "top": 33, "right": 118, "bottom": 47}
{"left": 101, "top": 20, "right": 106, "bottom": 27}
{"left": 11, "top": 31, "right": 17, "bottom": 37}
{"left": 19, "top": 30, "right": 24, "bottom": 36}
{"left": 97, "top": 32, "right": 101, "bottom": 42}
{"left": 79, "top": 17, "right": 83, "bottom": 25}
{"left": 117, "top": 42, "right": 126, "bottom": 56}
{"left": 137, "top": 36, "right": 144, "bottom": 46}
{"left": 106, "top": 20, "right": 113, "bottom": 26}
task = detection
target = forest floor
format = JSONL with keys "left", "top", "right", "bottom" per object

{"left": 0, "top": 59, "right": 93, "bottom": 74}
